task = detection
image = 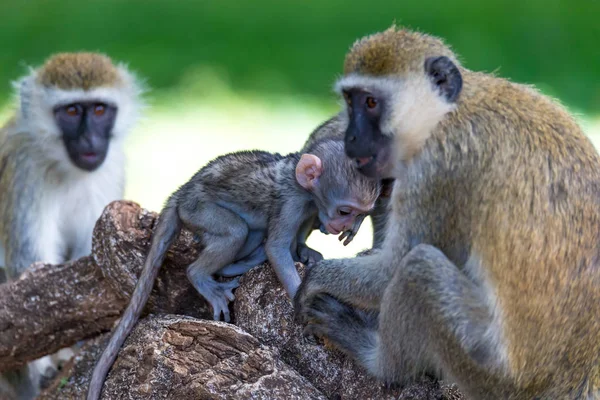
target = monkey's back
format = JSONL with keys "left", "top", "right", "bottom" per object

{"left": 301, "top": 114, "right": 346, "bottom": 152}
{"left": 436, "top": 71, "right": 600, "bottom": 386}
{"left": 174, "top": 149, "right": 300, "bottom": 226}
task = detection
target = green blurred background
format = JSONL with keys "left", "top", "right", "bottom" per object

{"left": 1, "top": 0, "right": 599, "bottom": 258}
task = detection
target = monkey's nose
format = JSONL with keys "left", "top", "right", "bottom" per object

{"left": 355, "top": 156, "right": 374, "bottom": 168}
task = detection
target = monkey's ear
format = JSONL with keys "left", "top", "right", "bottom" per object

{"left": 424, "top": 56, "right": 463, "bottom": 103}
{"left": 296, "top": 154, "right": 323, "bottom": 190}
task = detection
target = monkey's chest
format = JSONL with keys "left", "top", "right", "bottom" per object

{"left": 41, "top": 178, "right": 122, "bottom": 261}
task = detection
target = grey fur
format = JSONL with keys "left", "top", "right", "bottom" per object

{"left": 87, "top": 139, "right": 380, "bottom": 400}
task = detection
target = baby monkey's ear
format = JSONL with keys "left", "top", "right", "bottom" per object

{"left": 296, "top": 154, "right": 323, "bottom": 191}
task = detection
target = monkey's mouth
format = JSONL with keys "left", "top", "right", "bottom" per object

{"left": 81, "top": 152, "right": 99, "bottom": 161}
{"left": 353, "top": 148, "right": 392, "bottom": 179}
{"left": 326, "top": 226, "right": 341, "bottom": 235}
{"left": 72, "top": 150, "right": 106, "bottom": 171}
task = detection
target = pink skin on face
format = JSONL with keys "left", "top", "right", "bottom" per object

{"left": 324, "top": 201, "right": 375, "bottom": 234}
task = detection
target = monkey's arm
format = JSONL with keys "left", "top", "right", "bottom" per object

{"left": 266, "top": 201, "right": 308, "bottom": 299}
{"left": 0, "top": 154, "right": 53, "bottom": 280}
{"left": 294, "top": 214, "right": 324, "bottom": 267}
{"left": 294, "top": 250, "right": 395, "bottom": 311}
{"left": 296, "top": 207, "right": 414, "bottom": 310}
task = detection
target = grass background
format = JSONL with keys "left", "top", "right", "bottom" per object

{"left": 1, "top": 0, "right": 599, "bottom": 258}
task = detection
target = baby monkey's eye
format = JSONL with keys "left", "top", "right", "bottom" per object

{"left": 338, "top": 207, "right": 352, "bottom": 216}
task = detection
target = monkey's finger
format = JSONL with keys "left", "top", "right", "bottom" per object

{"left": 193, "top": 233, "right": 202, "bottom": 244}
{"left": 224, "top": 289, "right": 236, "bottom": 302}
{"left": 223, "top": 277, "right": 241, "bottom": 290}
{"left": 343, "top": 234, "right": 355, "bottom": 246}
{"left": 213, "top": 308, "right": 222, "bottom": 321}
{"left": 301, "top": 329, "right": 319, "bottom": 345}
{"left": 302, "top": 322, "right": 330, "bottom": 340}
{"left": 222, "top": 307, "right": 231, "bottom": 323}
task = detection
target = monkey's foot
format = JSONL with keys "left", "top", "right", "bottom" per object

{"left": 301, "top": 294, "right": 378, "bottom": 357}
{"left": 192, "top": 277, "right": 240, "bottom": 323}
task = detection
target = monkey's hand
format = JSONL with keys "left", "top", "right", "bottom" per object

{"left": 338, "top": 213, "right": 367, "bottom": 246}
{"left": 296, "top": 243, "right": 324, "bottom": 268}
{"left": 300, "top": 293, "right": 379, "bottom": 352}
{"left": 294, "top": 251, "right": 387, "bottom": 319}
{"left": 294, "top": 260, "right": 331, "bottom": 320}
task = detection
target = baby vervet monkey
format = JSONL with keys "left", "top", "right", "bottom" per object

{"left": 87, "top": 138, "right": 380, "bottom": 400}
{"left": 0, "top": 52, "right": 144, "bottom": 399}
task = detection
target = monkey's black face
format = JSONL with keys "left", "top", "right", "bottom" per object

{"left": 55, "top": 101, "right": 117, "bottom": 171}
{"left": 342, "top": 89, "right": 393, "bottom": 179}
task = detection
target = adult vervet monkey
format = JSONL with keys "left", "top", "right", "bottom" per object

{"left": 296, "top": 26, "right": 600, "bottom": 399}
{"left": 0, "top": 52, "right": 144, "bottom": 399}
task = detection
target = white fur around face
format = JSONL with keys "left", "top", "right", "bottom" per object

{"left": 335, "top": 73, "right": 455, "bottom": 164}
{"left": 11, "top": 64, "right": 144, "bottom": 175}
{"left": 37, "top": 144, "right": 126, "bottom": 263}
{"left": 0, "top": 142, "right": 125, "bottom": 267}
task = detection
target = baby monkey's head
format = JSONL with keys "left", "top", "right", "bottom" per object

{"left": 296, "top": 139, "right": 380, "bottom": 235}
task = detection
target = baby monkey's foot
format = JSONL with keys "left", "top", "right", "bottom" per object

{"left": 191, "top": 276, "right": 240, "bottom": 322}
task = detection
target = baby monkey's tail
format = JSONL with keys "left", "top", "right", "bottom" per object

{"left": 87, "top": 199, "right": 182, "bottom": 400}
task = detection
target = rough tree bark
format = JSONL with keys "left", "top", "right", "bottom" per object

{"left": 0, "top": 201, "right": 212, "bottom": 372}
{"left": 0, "top": 200, "right": 464, "bottom": 399}
{"left": 41, "top": 316, "right": 328, "bottom": 400}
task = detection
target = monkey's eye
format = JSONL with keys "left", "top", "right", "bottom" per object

{"left": 94, "top": 104, "right": 106, "bottom": 117}
{"left": 66, "top": 105, "right": 80, "bottom": 117}
{"left": 337, "top": 207, "right": 352, "bottom": 216}
{"left": 342, "top": 91, "right": 352, "bottom": 106}
{"left": 365, "top": 96, "right": 377, "bottom": 109}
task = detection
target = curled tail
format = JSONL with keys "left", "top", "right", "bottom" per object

{"left": 87, "top": 201, "right": 182, "bottom": 400}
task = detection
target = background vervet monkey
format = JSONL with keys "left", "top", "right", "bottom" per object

{"left": 0, "top": 52, "right": 144, "bottom": 399}
{"left": 88, "top": 138, "right": 380, "bottom": 400}
{"left": 296, "top": 26, "right": 600, "bottom": 399}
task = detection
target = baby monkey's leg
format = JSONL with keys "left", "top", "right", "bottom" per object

{"left": 180, "top": 203, "right": 248, "bottom": 322}
{"left": 218, "top": 245, "right": 267, "bottom": 277}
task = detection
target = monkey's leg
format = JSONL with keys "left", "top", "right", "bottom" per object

{"left": 234, "top": 230, "right": 265, "bottom": 260}
{"left": 2, "top": 365, "right": 40, "bottom": 400}
{"left": 0, "top": 373, "right": 18, "bottom": 399}
{"left": 180, "top": 204, "right": 248, "bottom": 322}
{"left": 217, "top": 245, "right": 267, "bottom": 277}
{"left": 303, "top": 244, "right": 499, "bottom": 392}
